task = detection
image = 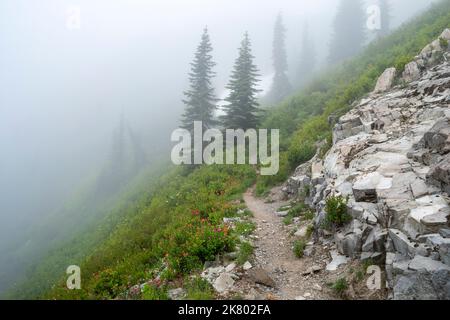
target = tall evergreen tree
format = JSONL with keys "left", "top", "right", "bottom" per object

{"left": 327, "top": 0, "right": 366, "bottom": 65}
{"left": 268, "top": 13, "right": 292, "bottom": 104}
{"left": 181, "top": 27, "right": 217, "bottom": 132}
{"left": 296, "top": 22, "right": 316, "bottom": 87}
{"left": 221, "top": 33, "right": 261, "bottom": 130}
{"left": 377, "top": 0, "right": 391, "bottom": 38}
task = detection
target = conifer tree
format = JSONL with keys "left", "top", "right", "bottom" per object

{"left": 268, "top": 13, "right": 292, "bottom": 104}
{"left": 221, "top": 33, "right": 261, "bottom": 130}
{"left": 181, "top": 27, "right": 217, "bottom": 132}
{"left": 327, "top": 0, "right": 366, "bottom": 65}
{"left": 296, "top": 22, "right": 316, "bottom": 87}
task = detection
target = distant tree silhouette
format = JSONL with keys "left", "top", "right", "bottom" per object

{"left": 295, "top": 22, "right": 316, "bottom": 87}
{"left": 267, "top": 13, "right": 292, "bottom": 104}
{"left": 328, "top": 0, "right": 366, "bottom": 65}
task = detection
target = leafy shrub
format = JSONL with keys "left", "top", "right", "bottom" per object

{"left": 142, "top": 283, "right": 168, "bottom": 300}
{"left": 234, "top": 221, "right": 256, "bottom": 236}
{"left": 288, "top": 203, "right": 307, "bottom": 217}
{"left": 439, "top": 37, "right": 449, "bottom": 49}
{"left": 324, "top": 196, "right": 351, "bottom": 228}
{"left": 306, "top": 224, "right": 315, "bottom": 238}
{"left": 236, "top": 242, "right": 253, "bottom": 265}
{"left": 92, "top": 268, "right": 126, "bottom": 298}
{"left": 283, "top": 215, "right": 294, "bottom": 225}
{"left": 303, "top": 210, "right": 315, "bottom": 221}
{"left": 332, "top": 278, "right": 348, "bottom": 296}
{"left": 293, "top": 239, "right": 306, "bottom": 258}
{"left": 394, "top": 55, "right": 413, "bottom": 73}
{"left": 185, "top": 276, "right": 214, "bottom": 300}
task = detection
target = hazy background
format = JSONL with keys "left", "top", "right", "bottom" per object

{"left": 0, "top": 0, "right": 437, "bottom": 295}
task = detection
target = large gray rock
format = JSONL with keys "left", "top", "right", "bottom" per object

{"left": 389, "top": 229, "right": 416, "bottom": 258}
{"left": 335, "top": 229, "right": 362, "bottom": 258}
{"left": 428, "top": 154, "right": 450, "bottom": 195}
{"left": 394, "top": 270, "right": 450, "bottom": 300}
{"left": 374, "top": 67, "right": 397, "bottom": 93}
{"left": 403, "top": 61, "right": 421, "bottom": 83}
{"left": 213, "top": 272, "right": 235, "bottom": 293}
{"left": 425, "top": 234, "right": 450, "bottom": 266}
{"left": 168, "top": 288, "right": 186, "bottom": 300}
{"left": 248, "top": 268, "right": 276, "bottom": 288}
{"left": 441, "top": 28, "right": 450, "bottom": 42}
{"left": 423, "top": 119, "right": 450, "bottom": 154}
{"left": 362, "top": 227, "right": 388, "bottom": 252}
{"left": 393, "top": 255, "right": 450, "bottom": 300}
{"left": 352, "top": 172, "right": 392, "bottom": 203}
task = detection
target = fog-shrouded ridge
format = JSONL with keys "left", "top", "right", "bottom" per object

{"left": 0, "top": 0, "right": 437, "bottom": 295}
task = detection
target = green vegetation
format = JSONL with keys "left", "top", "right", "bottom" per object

{"left": 282, "top": 203, "right": 315, "bottom": 225}
{"left": 236, "top": 241, "right": 254, "bottom": 266}
{"left": 11, "top": 0, "right": 450, "bottom": 300}
{"left": 234, "top": 221, "right": 256, "bottom": 237}
{"left": 324, "top": 196, "right": 351, "bottom": 228}
{"left": 256, "top": 0, "right": 450, "bottom": 192}
{"left": 293, "top": 239, "right": 306, "bottom": 258}
{"left": 306, "top": 224, "right": 315, "bottom": 238}
{"left": 185, "top": 276, "right": 214, "bottom": 300}
{"left": 142, "top": 283, "right": 169, "bottom": 300}
{"left": 11, "top": 165, "right": 255, "bottom": 299}
{"left": 332, "top": 278, "right": 349, "bottom": 296}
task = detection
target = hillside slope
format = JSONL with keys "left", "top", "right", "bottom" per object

{"left": 12, "top": 0, "right": 450, "bottom": 300}
{"left": 284, "top": 29, "right": 450, "bottom": 299}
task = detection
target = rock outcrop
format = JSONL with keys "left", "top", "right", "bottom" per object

{"left": 283, "top": 29, "right": 450, "bottom": 300}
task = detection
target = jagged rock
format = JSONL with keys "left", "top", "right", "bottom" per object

{"left": 276, "top": 211, "right": 289, "bottom": 217}
{"left": 440, "top": 228, "right": 450, "bottom": 238}
{"left": 424, "top": 235, "right": 450, "bottom": 266}
{"left": 326, "top": 250, "right": 350, "bottom": 271}
{"left": 284, "top": 35, "right": 450, "bottom": 298}
{"left": 352, "top": 172, "right": 392, "bottom": 203}
{"left": 168, "top": 288, "right": 186, "bottom": 300}
{"left": 302, "top": 265, "right": 322, "bottom": 276}
{"left": 423, "top": 119, "right": 450, "bottom": 154}
{"left": 428, "top": 154, "right": 450, "bottom": 195}
{"left": 408, "top": 254, "right": 450, "bottom": 272}
{"left": 394, "top": 270, "right": 450, "bottom": 300}
{"left": 440, "top": 28, "right": 450, "bottom": 41}
{"left": 225, "top": 263, "right": 236, "bottom": 272}
{"left": 294, "top": 225, "right": 308, "bottom": 238}
{"left": 374, "top": 67, "right": 397, "bottom": 93}
{"left": 409, "top": 195, "right": 449, "bottom": 237}
{"left": 243, "top": 261, "right": 253, "bottom": 271}
{"left": 303, "top": 245, "right": 315, "bottom": 257}
{"left": 362, "top": 227, "right": 388, "bottom": 252}
{"left": 410, "top": 178, "right": 429, "bottom": 198}
{"left": 248, "top": 268, "right": 276, "bottom": 288}
{"left": 334, "top": 220, "right": 363, "bottom": 258}
{"left": 360, "top": 251, "right": 385, "bottom": 265}
{"left": 392, "top": 255, "right": 450, "bottom": 300}
{"left": 403, "top": 61, "right": 421, "bottom": 82}
{"left": 201, "top": 266, "right": 225, "bottom": 283}
{"left": 213, "top": 273, "right": 235, "bottom": 293}
{"left": 389, "top": 229, "right": 416, "bottom": 258}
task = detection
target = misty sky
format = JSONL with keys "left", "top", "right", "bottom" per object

{"left": 0, "top": 0, "right": 438, "bottom": 289}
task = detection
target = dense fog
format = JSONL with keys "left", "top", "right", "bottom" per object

{"left": 0, "top": 0, "right": 438, "bottom": 295}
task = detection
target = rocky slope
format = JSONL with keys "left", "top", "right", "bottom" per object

{"left": 283, "top": 29, "right": 450, "bottom": 300}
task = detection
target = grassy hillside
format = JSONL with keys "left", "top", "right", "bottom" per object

{"left": 6, "top": 162, "right": 170, "bottom": 298}
{"left": 11, "top": 0, "right": 450, "bottom": 300}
